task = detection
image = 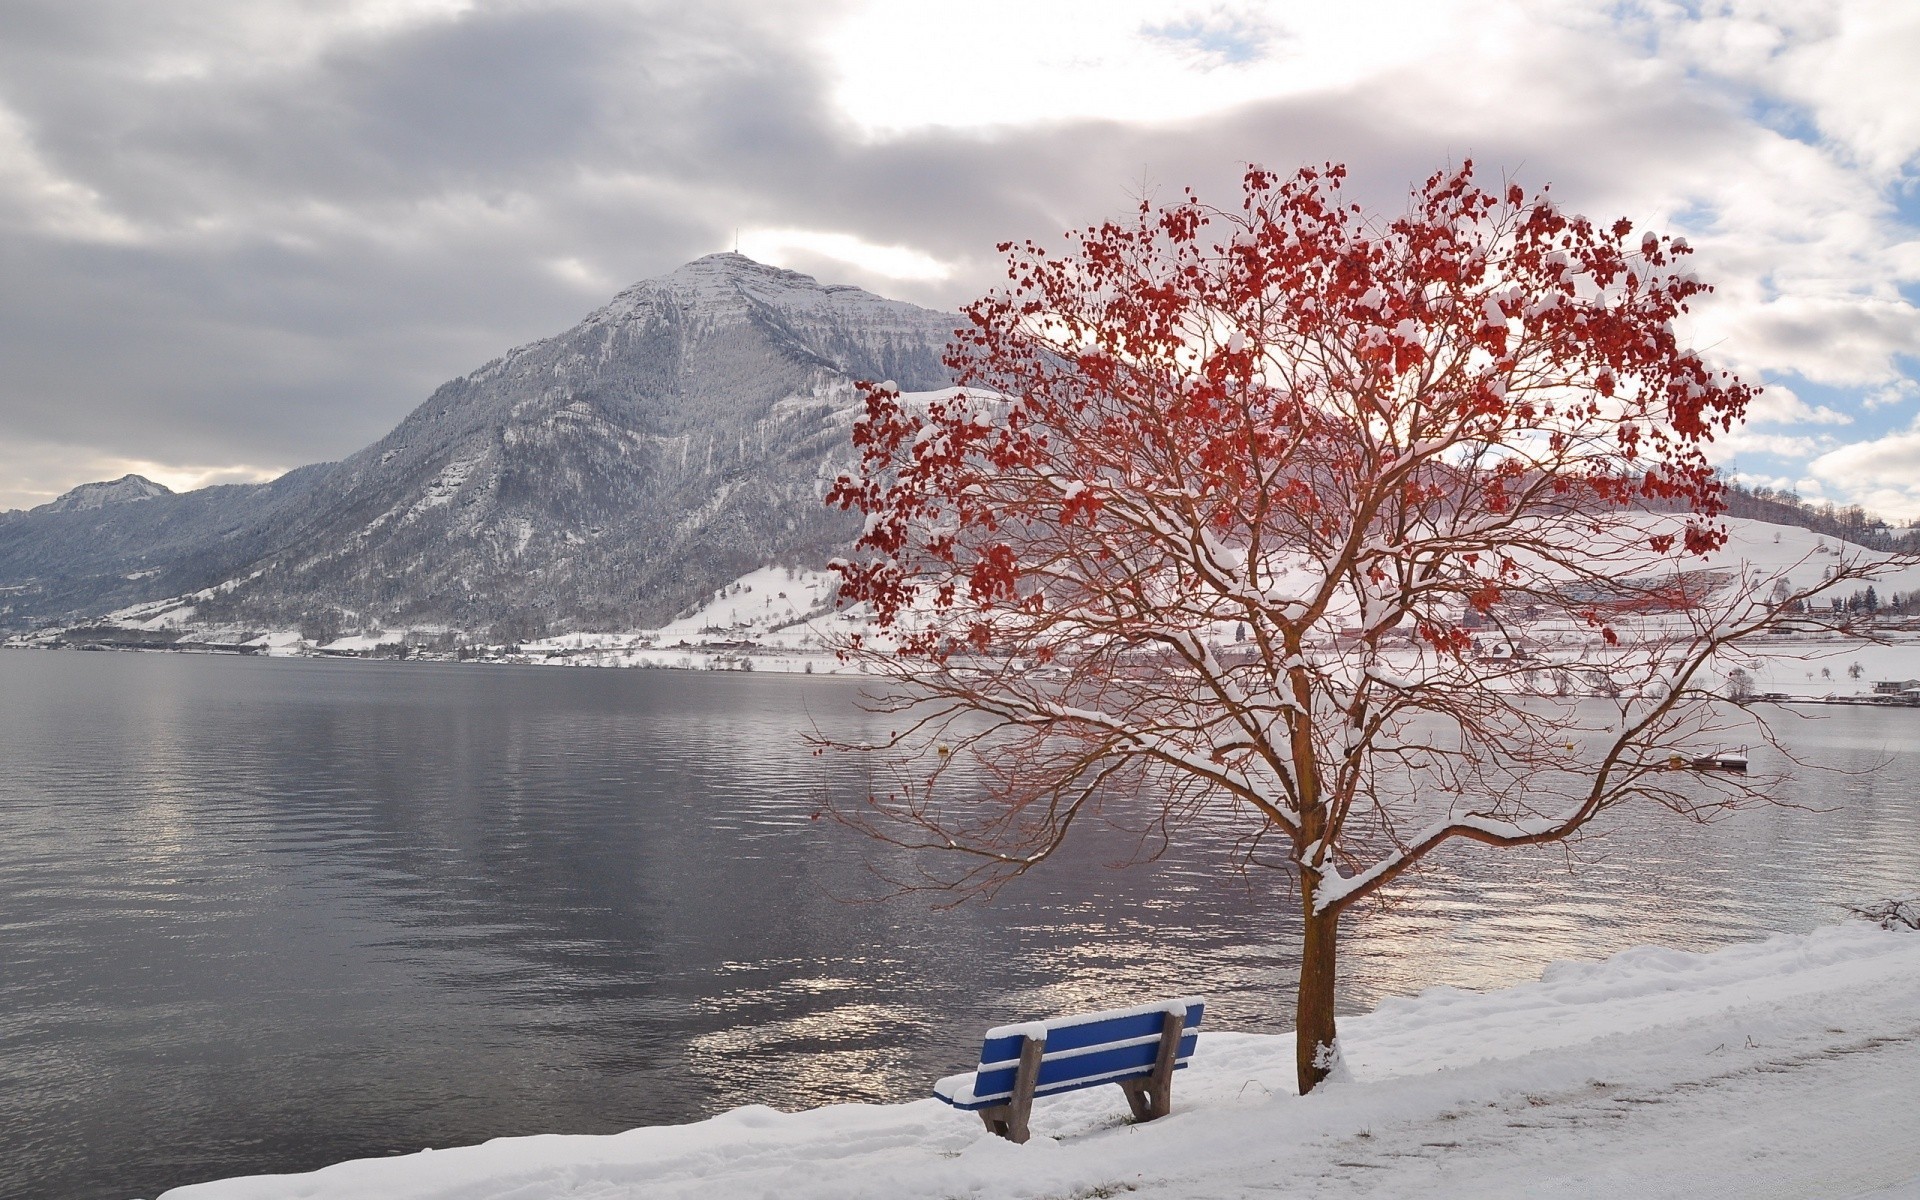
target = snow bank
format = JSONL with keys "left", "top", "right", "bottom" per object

{"left": 159, "top": 922, "right": 1920, "bottom": 1199}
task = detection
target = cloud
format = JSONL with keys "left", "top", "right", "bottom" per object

{"left": 1812, "top": 431, "right": 1920, "bottom": 481}
{"left": 0, "top": 0, "right": 833, "bottom": 505}
{"left": 1660, "top": 0, "right": 1920, "bottom": 180}
{"left": 1703, "top": 429, "right": 1839, "bottom": 466}
{"left": 1865, "top": 378, "right": 1920, "bottom": 410}
{"left": 0, "top": 105, "right": 141, "bottom": 242}
{"left": 1808, "top": 432, "right": 1920, "bottom": 519}
{"left": 1743, "top": 382, "right": 1852, "bottom": 426}
{"left": 1621, "top": 1, "right": 1920, "bottom": 396}
{"left": 0, "top": 0, "right": 1914, "bottom": 517}
{"left": 0, "top": 434, "right": 285, "bottom": 511}
{"left": 736, "top": 229, "right": 952, "bottom": 282}
{"left": 1143, "top": 9, "right": 1281, "bottom": 67}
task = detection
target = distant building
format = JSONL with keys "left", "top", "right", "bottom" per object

{"left": 1871, "top": 679, "right": 1920, "bottom": 695}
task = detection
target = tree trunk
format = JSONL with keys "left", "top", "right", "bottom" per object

{"left": 1295, "top": 895, "right": 1340, "bottom": 1094}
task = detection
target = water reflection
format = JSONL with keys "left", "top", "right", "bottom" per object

{"left": 0, "top": 652, "right": 1917, "bottom": 1199}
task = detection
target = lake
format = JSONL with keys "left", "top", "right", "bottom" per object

{"left": 2, "top": 650, "right": 1916, "bottom": 1200}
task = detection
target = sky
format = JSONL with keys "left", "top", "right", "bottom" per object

{"left": 0, "top": 0, "right": 1915, "bottom": 516}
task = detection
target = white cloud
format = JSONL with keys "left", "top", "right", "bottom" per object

{"left": 1703, "top": 429, "right": 1838, "bottom": 465}
{"left": 1611, "top": 2, "right": 1920, "bottom": 404}
{"left": 1744, "top": 382, "right": 1851, "bottom": 426}
{"left": 1604, "top": 123, "right": 1920, "bottom": 392}
{"left": 2, "top": 0, "right": 1917, "bottom": 517}
{"left": 1847, "top": 487, "right": 1920, "bottom": 522}
{"left": 818, "top": 0, "right": 1501, "bottom": 135}
{"left": 1726, "top": 471, "right": 1804, "bottom": 494}
{"left": 1663, "top": 0, "right": 1920, "bottom": 179}
{"left": 547, "top": 255, "right": 615, "bottom": 293}
{"left": 812, "top": 0, "right": 1920, "bottom": 396}
{"left": 1865, "top": 379, "right": 1920, "bottom": 410}
{"left": 736, "top": 228, "right": 952, "bottom": 282}
{"left": 1704, "top": 294, "right": 1920, "bottom": 389}
{"left": 114, "top": 459, "right": 287, "bottom": 495}
{"left": 1813, "top": 432, "right": 1920, "bottom": 480}
{"left": 1807, "top": 433, "right": 1920, "bottom": 519}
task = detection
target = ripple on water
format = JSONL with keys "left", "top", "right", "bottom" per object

{"left": 2, "top": 653, "right": 1918, "bottom": 1200}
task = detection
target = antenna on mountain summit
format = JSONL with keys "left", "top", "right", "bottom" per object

{"left": 733, "top": 228, "right": 739, "bottom": 254}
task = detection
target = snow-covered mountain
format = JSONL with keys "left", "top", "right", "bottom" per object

{"left": 12, "top": 255, "right": 1914, "bottom": 651}
{"left": 0, "top": 254, "right": 958, "bottom": 635}
{"left": 33, "top": 473, "right": 173, "bottom": 513}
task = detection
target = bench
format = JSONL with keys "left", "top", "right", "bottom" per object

{"left": 932, "top": 996, "right": 1204, "bottom": 1143}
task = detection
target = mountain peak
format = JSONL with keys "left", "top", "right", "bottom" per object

{"left": 655, "top": 252, "right": 880, "bottom": 305}
{"left": 683, "top": 250, "right": 775, "bottom": 270}
{"left": 35, "top": 474, "right": 174, "bottom": 514}
{"left": 566, "top": 251, "right": 948, "bottom": 351}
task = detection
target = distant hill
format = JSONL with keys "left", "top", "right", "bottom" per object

{"left": 33, "top": 474, "right": 173, "bottom": 513}
{"left": 0, "top": 466, "right": 335, "bottom": 629}
{"left": 1720, "top": 481, "right": 1920, "bottom": 555}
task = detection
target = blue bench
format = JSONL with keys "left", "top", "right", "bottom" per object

{"left": 932, "top": 997, "right": 1204, "bottom": 1142}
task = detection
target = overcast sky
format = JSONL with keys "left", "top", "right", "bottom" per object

{"left": 1, "top": 0, "right": 1915, "bottom": 515}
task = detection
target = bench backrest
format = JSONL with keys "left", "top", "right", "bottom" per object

{"left": 965, "top": 996, "right": 1204, "bottom": 1107}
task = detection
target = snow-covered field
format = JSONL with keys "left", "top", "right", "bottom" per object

{"left": 160, "top": 920, "right": 1920, "bottom": 1200}
{"left": 506, "top": 565, "right": 862, "bottom": 671}
{"left": 16, "top": 516, "right": 1920, "bottom": 684}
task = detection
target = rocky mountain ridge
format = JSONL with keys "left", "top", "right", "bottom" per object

{"left": 0, "top": 254, "right": 960, "bottom": 637}
{"left": 34, "top": 474, "right": 174, "bottom": 514}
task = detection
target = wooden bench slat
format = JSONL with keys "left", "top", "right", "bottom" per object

{"left": 975, "top": 1028, "right": 1190, "bottom": 1074}
{"left": 967, "top": 1032, "right": 1199, "bottom": 1105}
{"left": 977, "top": 1002, "right": 1203, "bottom": 1063}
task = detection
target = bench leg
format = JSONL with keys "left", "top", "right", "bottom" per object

{"left": 1117, "top": 1010, "right": 1184, "bottom": 1123}
{"left": 978, "top": 1035, "right": 1044, "bottom": 1144}
{"left": 977, "top": 1106, "right": 1013, "bottom": 1140}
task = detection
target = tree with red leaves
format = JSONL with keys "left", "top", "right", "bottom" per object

{"left": 823, "top": 163, "right": 1888, "bottom": 1094}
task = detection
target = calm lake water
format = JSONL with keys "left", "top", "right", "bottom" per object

{"left": 2, "top": 650, "right": 1917, "bottom": 1200}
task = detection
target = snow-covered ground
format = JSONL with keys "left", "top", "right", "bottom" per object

{"left": 447, "top": 516, "right": 1920, "bottom": 680}
{"left": 1656, "top": 513, "right": 1920, "bottom": 597}
{"left": 16, "top": 516, "right": 1920, "bottom": 680}
{"left": 510, "top": 565, "right": 862, "bottom": 671}
{"left": 159, "top": 920, "right": 1920, "bottom": 1200}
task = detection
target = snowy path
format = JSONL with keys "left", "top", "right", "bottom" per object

{"left": 161, "top": 924, "right": 1920, "bottom": 1200}
{"left": 1184, "top": 991, "right": 1920, "bottom": 1198}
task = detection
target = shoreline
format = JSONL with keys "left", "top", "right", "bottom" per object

{"left": 156, "top": 921, "right": 1920, "bottom": 1200}
{"left": 0, "top": 638, "right": 866, "bottom": 674}
{"left": 15, "top": 634, "right": 1920, "bottom": 697}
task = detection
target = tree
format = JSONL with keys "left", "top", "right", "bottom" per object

{"left": 822, "top": 162, "right": 1891, "bottom": 1094}
{"left": 1724, "top": 667, "right": 1754, "bottom": 700}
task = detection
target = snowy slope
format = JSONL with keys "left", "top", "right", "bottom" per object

{"left": 1657, "top": 513, "right": 1920, "bottom": 597}
{"left": 507, "top": 566, "right": 858, "bottom": 670}
{"left": 158, "top": 921, "right": 1920, "bottom": 1200}
{"left": 651, "top": 565, "right": 841, "bottom": 641}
